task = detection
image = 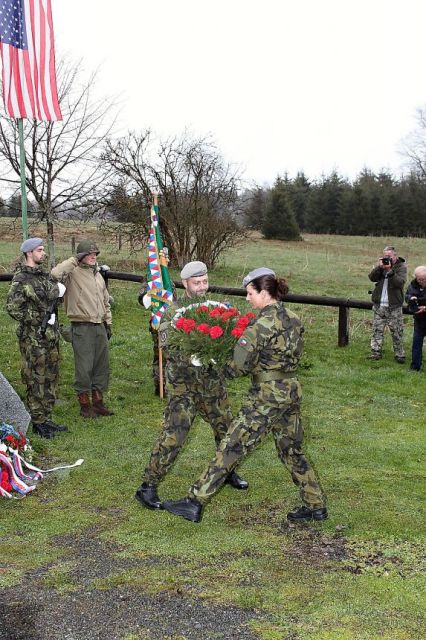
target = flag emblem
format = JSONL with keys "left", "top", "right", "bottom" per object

{"left": 0, "top": 0, "right": 62, "bottom": 121}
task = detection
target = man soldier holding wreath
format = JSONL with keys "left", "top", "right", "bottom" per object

{"left": 135, "top": 260, "right": 248, "bottom": 509}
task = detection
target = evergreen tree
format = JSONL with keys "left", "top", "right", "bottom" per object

{"left": 261, "top": 178, "right": 301, "bottom": 240}
{"left": 244, "top": 186, "right": 269, "bottom": 230}
{"left": 288, "top": 172, "right": 311, "bottom": 230}
{"left": 305, "top": 172, "right": 349, "bottom": 233}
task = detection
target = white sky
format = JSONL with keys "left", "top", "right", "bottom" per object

{"left": 53, "top": 0, "right": 426, "bottom": 186}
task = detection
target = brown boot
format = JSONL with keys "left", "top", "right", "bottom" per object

{"left": 92, "top": 389, "right": 114, "bottom": 416}
{"left": 78, "top": 392, "right": 98, "bottom": 419}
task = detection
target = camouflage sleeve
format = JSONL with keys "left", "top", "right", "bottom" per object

{"left": 6, "top": 276, "right": 59, "bottom": 326}
{"left": 6, "top": 280, "right": 28, "bottom": 323}
{"left": 231, "top": 321, "right": 264, "bottom": 376}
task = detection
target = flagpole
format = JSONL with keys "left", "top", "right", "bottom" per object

{"left": 153, "top": 192, "right": 165, "bottom": 400}
{"left": 17, "top": 118, "right": 28, "bottom": 240}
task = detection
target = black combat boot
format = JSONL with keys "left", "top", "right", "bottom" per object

{"left": 45, "top": 419, "right": 68, "bottom": 433}
{"left": 163, "top": 497, "right": 203, "bottom": 523}
{"left": 225, "top": 471, "right": 249, "bottom": 490}
{"left": 135, "top": 483, "right": 163, "bottom": 510}
{"left": 32, "top": 422, "right": 56, "bottom": 439}
{"left": 287, "top": 505, "right": 328, "bottom": 522}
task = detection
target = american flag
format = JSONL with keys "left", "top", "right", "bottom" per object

{"left": 0, "top": 0, "right": 62, "bottom": 121}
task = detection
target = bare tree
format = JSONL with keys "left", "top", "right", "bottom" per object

{"left": 0, "top": 58, "right": 118, "bottom": 265}
{"left": 399, "top": 107, "right": 426, "bottom": 178}
{"left": 102, "top": 131, "right": 247, "bottom": 268}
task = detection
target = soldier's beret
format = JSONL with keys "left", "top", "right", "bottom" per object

{"left": 180, "top": 261, "right": 208, "bottom": 280}
{"left": 20, "top": 237, "right": 43, "bottom": 253}
{"left": 242, "top": 267, "right": 276, "bottom": 288}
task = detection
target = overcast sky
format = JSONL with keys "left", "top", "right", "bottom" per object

{"left": 53, "top": 0, "right": 426, "bottom": 186}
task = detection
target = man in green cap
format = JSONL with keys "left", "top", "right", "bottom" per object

{"left": 51, "top": 240, "right": 113, "bottom": 418}
{"left": 7, "top": 238, "right": 68, "bottom": 438}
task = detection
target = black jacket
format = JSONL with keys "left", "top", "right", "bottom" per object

{"left": 405, "top": 278, "right": 426, "bottom": 330}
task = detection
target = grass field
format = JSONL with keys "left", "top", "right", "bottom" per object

{"left": 0, "top": 221, "right": 425, "bottom": 639}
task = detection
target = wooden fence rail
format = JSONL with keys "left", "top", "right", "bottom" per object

{"left": 0, "top": 271, "right": 411, "bottom": 347}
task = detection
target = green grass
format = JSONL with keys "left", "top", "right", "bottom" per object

{"left": 1, "top": 223, "right": 425, "bottom": 639}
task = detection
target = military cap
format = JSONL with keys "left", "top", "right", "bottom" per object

{"left": 20, "top": 237, "right": 43, "bottom": 253}
{"left": 242, "top": 267, "right": 276, "bottom": 288}
{"left": 76, "top": 239, "right": 100, "bottom": 260}
{"left": 180, "top": 261, "right": 208, "bottom": 280}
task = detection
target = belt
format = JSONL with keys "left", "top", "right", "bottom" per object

{"left": 71, "top": 321, "right": 100, "bottom": 326}
{"left": 252, "top": 370, "right": 297, "bottom": 383}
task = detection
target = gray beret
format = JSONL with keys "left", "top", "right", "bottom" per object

{"left": 242, "top": 267, "right": 276, "bottom": 288}
{"left": 20, "top": 237, "right": 43, "bottom": 253}
{"left": 180, "top": 261, "right": 208, "bottom": 280}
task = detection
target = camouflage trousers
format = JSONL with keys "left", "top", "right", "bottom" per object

{"left": 19, "top": 334, "right": 59, "bottom": 424}
{"left": 190, "top": 379, "right": 325, "bottom": 509}
{"left": 370, "top": 305, "right": 405, "bottom": 357}
{"left": 142, "top": 370, "right": 233, "bottom": 485}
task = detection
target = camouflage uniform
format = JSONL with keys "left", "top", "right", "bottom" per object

{"left": 142, "top": 298, "right": 234, "bottom": 485}
{"left": 189, "top": 302, "right": 325, "bottom": 508}
{"left": 6, "top": 264, "right": 61, "bottom": 425}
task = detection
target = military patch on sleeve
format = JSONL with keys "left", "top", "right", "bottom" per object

{"left": 238, "top": 338, "right": 248, "bottom": 347}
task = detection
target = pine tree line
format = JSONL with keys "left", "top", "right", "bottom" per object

{"left": 244, "top": 170, "right": 426, "bottom": 239}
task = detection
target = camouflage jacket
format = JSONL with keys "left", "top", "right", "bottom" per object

{"left": 6, "top": 263, "right": 60, "bottom": 340}
{"left": 231, "top": 302, "right": 304, "bottom": 379}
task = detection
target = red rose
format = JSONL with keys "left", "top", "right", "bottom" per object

{"left": 236, "top": 317, "right": 250, "bottom": 328}
{"left": 245, "top": 312, "right": 256, "bottom": 319}
{"left": 227, "top": 308, "right": 240, "bottom": 317}
{"left": 182, "top": 318, "right": 196, "bottom": 333}
{"left": 231, "top": 327, "right": 244, "bottom": 338}
{"left": 175, "top": 317, "right": 185, "bottom": 329}
{"left": 209, "top": 308, "right": 222, "bottom": 318}
{"left": 196, "top": 305, "right": 210, "bottom": 313}
{"left": 221, "top": 311, "right": 236, "bottom": 321}
{"left": 209, "top": 325, "right": 224, "bottom": 339}
{"left": 197, "top": 323, "right": 211, "bottom": 334}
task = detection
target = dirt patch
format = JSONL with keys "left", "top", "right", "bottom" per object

{"left": 0, "top": 529, "right": 263, "bottom": 640}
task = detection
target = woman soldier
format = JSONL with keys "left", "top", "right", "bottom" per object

{"left": 162, "top": 267, "right": 327, "bottom": 523}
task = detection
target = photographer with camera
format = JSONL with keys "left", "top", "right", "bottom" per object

{"left": 405, "top": 265, "right": 426, "bottom": 372}
{"left": 367, "top": 245, "right": 407, "bottom": 362}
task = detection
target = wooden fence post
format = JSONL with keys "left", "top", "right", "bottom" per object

{"left": 338, "top": 306, "right": 350, "bottom": 347}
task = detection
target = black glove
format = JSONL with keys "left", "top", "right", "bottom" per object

{"left": 104, "top": 322, "right": 112, "bottom": 340}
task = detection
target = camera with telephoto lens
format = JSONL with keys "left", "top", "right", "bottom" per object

{"left": 381, "top": 256, "right": 391, "bottom": 265}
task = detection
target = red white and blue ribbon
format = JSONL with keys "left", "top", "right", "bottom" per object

{"left": 0, "top": 447, "right": 84, "bottom": 500}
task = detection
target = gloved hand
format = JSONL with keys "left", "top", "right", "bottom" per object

{"left": 57, "top": 283, "right": 66, "bottom": 298}
{"left": 47, "top": 313, "right": 56, "bottom": 325}
{"left": 99, "top": 264, "right": 110, "bottom": 272}
{"left": 104, "top": 323, "right": 112, "bottom": 340}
